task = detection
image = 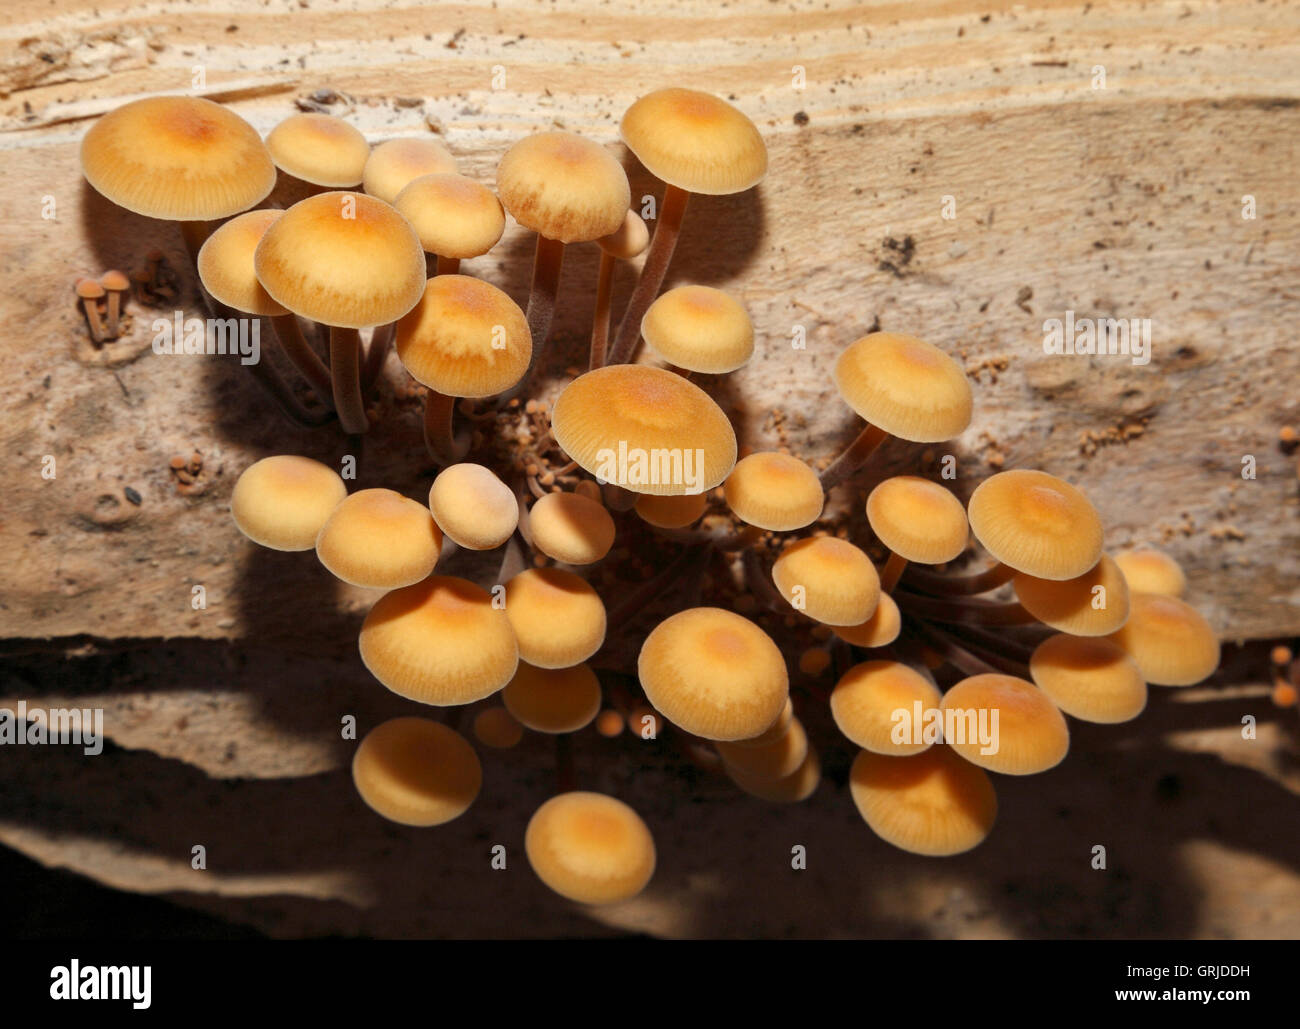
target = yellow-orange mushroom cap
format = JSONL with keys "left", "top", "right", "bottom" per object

{"left": 395, "top": 274, "right": 531, "bottom": 396}
{"left": 504, "top": 568, "right": 606, "bottom": 669}
{"left": 1106, "top": 592, "right": 1219, "bottom": 686}
{"left": 265, "top": 112, "right": 369, "bottom": 188}
{"left": 833, "top": 333, "right": 972, "bottom": 442}
{"left": 723, "top": 451, "right": 824, "bottom": 531}
{"left": 1030, "top": 634, "right": 1147, "bottom": 724}
{"left": 635, "top": 491, "right": 708, "bottom": 529}
{"left": 395, "top": 173, "right": 505, "bottom": 259}
{"left": 717, "top": 717, "right": 808, "bottom": 780}
{"left": 831, "top": 660, "right": 942, "bottom": 755}
{"left": 528, "top": 491, "right": 616, "bottom": 565}
{"left": 352, "top": 717, "right": 481, "bottom": 827}
{"left": 525, "top": 791, "right": 656, "bottom": 905}
{"left": 428, "top": 463, "right": 518, "bottom": 551}
{"left": 496, "top": 131, "right": 629, "bottom": 244}
{"left": 849, "top": 747, "right": 997, "bottom": 857}
{"left": 641, "top": 285, "right": 754, "bottom": 374}
{"left": 231, "top": 455, "right": 347, "bottom": 551}
{"left": 940, "top": 674, "right": 1070, "bottom": 775}
{"left": 771, "top": 536, "right": 881, "bottom": 626}
{"left": 866, "top": 476, "right": 968, "bottom": 565}
{"left": 81, "top": 96, "right": 275, "bottom": 221}
{"left": 620, "top": 88, "right": 767, "bottom": 196}
{"left": 597, "top": 209, "right": 650, "bottom": 260}
{"left": 638, "top": 607, "right": 788, "bottom": 741}
{"left": 363, "top": 137, "right": 457, "bottom": 204}
{"left": 1013, "top": 553, "right": 1130, "bottom": 636}
{"left": 727, "top": 746, "right": 821, "bottom": 803}
{"left": 968, "top": 469, "right": 1105, "bottom": 581}
{"left": 503, "top": 662, "right": 603, "bottom": 734}
{"left": 832, "top": 592, "right": 902, "bottom": 648}
{"left": 551, "top": 365, "right": 737, "bottom": 496}
{"left": 255, "top": 191, "right": 425, "bottom": 328}
{"left": 473, "top": 707, "right": 524, "bottom": 749}
{"left": 359, "top": 576, "right": 518, "bottom": 705}
{"left": 731, "top": 697, "right": 794, "bottom": 747}
{"left": 197, "top": 209, "right": 287, "bottom": 316}
{"left": 315, "top": 488, "right": 442, "bottom": 589}
{"left": 1114, "top": 548, "right": 1187, "bottom": 597}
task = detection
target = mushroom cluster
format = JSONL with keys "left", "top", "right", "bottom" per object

{"left": 83, "top": 87, "right": 1222, "bottom": 905}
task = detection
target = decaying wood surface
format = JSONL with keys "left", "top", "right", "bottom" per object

{"left": 0, "top": 0, "right": 1298, "bottom": 938}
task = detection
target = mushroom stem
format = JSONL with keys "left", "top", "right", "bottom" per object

{"left": 436, "top": 255, "right": 460, "bottom": 276}
{"left": 589, "top": 249, "right": 615, "bottom": 369}
{"left": 819, "top": 423, "right": 888, "bottom": 491}
{"left": 362, "top": 322, "right": 394, "bottom": 393}
{"left": 178, "top": 220, "right": 215, "bottom": 268}
{"left": 879, "top": 551, "right": 909, "bottom": 593}
{"left": 101, "top": 272, "right": 129, "bottom": 337}
{"left": 943, "top": 622, "right": 1037, "bottom": 664}
{"left": 904, "top": 561, "right": 1016, "bottom": 596}
{"left": 422, "top": 390, "right": 469, "bottom": 465}
{"left": 608, "top": 543, "right": 711, "bottom": 633}
{"left": 920, "top": 621, "right": 1030, "bottom": 677}
{"left": 555, "top": 733, "right": 576, "bottom": 793}
{"left": 330, "top": 327, "right": 369, "bottom": 434}
{"left": 526, "top": 234, "right": 565, "bottom": 352}
{"left": 908, "top": 620, "right": 1003, "bottom": 677}
{"left": 608, "top": 183, "right": 688, "bottom": 365}
{"left": 270, "top": 314, "right": 334, "bottom": 409}
{"left": 741, "top": 547, "right": 790, "bottom": 614}
{"left": 75, "top": 280, "right": 107, "bottom": 343}
{"left": 894, "top": 590, "right": 1035, "bottom": 627}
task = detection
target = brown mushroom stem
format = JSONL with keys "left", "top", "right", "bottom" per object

{"left": 907, "top": 621, "right": 1002, "bottom": 678}
{"left": 741, "top": 547, "right": 791, "bottom": 614}
{"left": 555, "top": 734, "right": 576, "bottom": 793}
{"left": 526, "top": 234, "right": 565, "bottom": 353}
{"left": 589, "top": 249, "right": 615, "bottom": 369}
{"left": 422, "top": 390, "right": 469, "bottom": 465}
{"left": 819, "top": 423, "right": 888, "bottom": 491}
{"left": 78, "top": 290, "right": 107, "bottom": 343}
{"left": 608, "top": 184, "right": 688, "bottom": 365}
{"left": 494, "top": 536, "right": 529, "bottom": 585}
{"left": 904, "top": 561, "right": 1017, "bottom": 596}
{"left": 879, "top": 552, "right": 909, "bottom": 593}
{"left": 103, "top": 280, "right": 127, "bottom": 338}
{"left": 894, "top": 591, "right": 1034, "bottom": 627}
{"left": 436, "top": 255, "right": 460, "bottom": 276}
{"left": 270, "top": 314, "right": 334, "bottom": 409}
{"left": 330, "top": 327, "right": 369, "bottom": 434}
{"left": 362, "top": 322, "right": 394, "bottom": 393}
{"left": 943, "top": 622, "right": 1037, "bottom": 664}
{"left": 918, "top": 621, "right": 1030, "bottom": 678}
{"left": 178, "top": 220, "right": 216, "bottom": 268}
{"left": 608, "top": 542, "right": 711, "bottom": 633}
{"left": 514, "top": 493, "right": 534, "bottom": 548}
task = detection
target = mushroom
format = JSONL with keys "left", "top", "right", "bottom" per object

{"left": 637, "top": 607, "right": 788, "bottom": 741}
{"left": 771, "top": 536, "right": 881, "bottom": 626}
{"left": 358, "top": 575, "right": 519, "bottom": 705}
{"left": 362, "top": 137, "right": 457, "bottom": 204}
{"left": 865, "top": 475, "right": 969, "bottom": 591}
{"left": 352, "top": 716, "right": 481, "bottom": 826}
{"left": 550, "top": 364, "right": 737, "bottom": 496}
{"left": 75, "top": 278, "right": 107, "bottom": 343}
{"left": 729, "top": 697, "right": 794, "bottom": 748}
{"left": 591, "top": 210, "right": 649, "bottom": 369}
{"left": 939, "top": 673, "right": 1070, "bottom": 775}
{"left": 607, "top": 88, "right": 767, "bottom": 365}
{"left": 831, "top": 660, "right": 943, "bottom": 755}
{"left": 634, "top": 492, "right": 709, "bottom": 530}
{"left": 726, "top": 747, "right": 822, "bottom": 804}
{"left": 394, "top": 275, "right": 532, "bottom": 462}
{"left": 820, "top": 333, "right": 973, "bottom": 491}
{"left": 255, "top": 191, "right": 426, "bottom": 434}
{"left": 230, "top": 455, "right": 348, "bottom": 551}
{"left": 315, "top": 488, "right": 442, "bottom": 589}
{"left": 524, "top": 791, "right": 656, "bottom": 905}
{"left": 831, "top": 593, "right": 903, "bottom": 649}
{"left": 472, "top": 707, "right": 524, "bottom": 750}
{"left": 496, "top": 131, "right": 630, "bottom": 358}
{"left": 1106, "top": 592, "right": 1220, "bottom": 686}
{"left": 1029, "top": 634, "right": 1148, "bottom": 724}
{"left": 849, "top": 747, "right": 998, "bottom": 857}
{"left": 527, "top": 491, "right": 616, "bottom": 565}
{"left": 716, "top": 717, "right": 808, "bottom": 780}
{"left": 503, "top": 568, "right": 606, "bottom": 669}
{"left": 1113, "top": 547, "right": 1187, "bottom": 597}
{"left": 428, "top": 463, "right": 518, "bottom": 551}
{"left": 596, "top": 710, "right": 626, "bottom": 738}
{"left": 640, "top": 285, "right": 754, "bottom": 376}
{"left": 723, "top": 451, "right": 824, "bottom": 531}
{"left": 394, "top": 172, "right": 505, "bottom": 276}
{"left": 99, "top": 270, "right": 130, "bottom": 338}
{"left": 503, "top": 662, "right": 603, "bottom": 734}
{"left": 1011, "top": 553, "right": 1130, "bottom": 636}
{"left": 265, "top": 112, "right": 370, "bottom": 189}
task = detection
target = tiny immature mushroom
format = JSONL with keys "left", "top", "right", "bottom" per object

{"left": 428, "top": 462, "right": 518, "bottom": 550}
{"left": 1029, "top": 634, "right": 1148, "bottom": 724}
{"left": 315, "top": 488, "right": 443, "bottom": 589}
{"left": 1106, "top": 592, "right": 1220, "bottom": 686}
{"left": 591, "top": 209, "right": 649, "bottom": 369}
{"left": 831, "top": 660, "right": 943, "bottom": 755}
{"left": 352, "top": 716, "right": 482, "bottom": 826}
{"left": 640, "top": 285, "right": 754, "bottom": 375}
{"left": 865, "top": 475, "right": 969, "bottom": 592}
{"left": 75, "top": 278, "right": 107, "bottom": 343}
{"left": 503, "top": 662, "right": 603, "bottom": 734}
{"left": 99, "top": 270, "right": 130, "bottom": 338}
{"left": 771, "top": 536, "right": 881, "bottom": 626}
{"left": 265, "top": 112, "right": 370, "bottom": 189}
{"left": 527, "top": 491, "right": 616, "bottom": 565}
{"left": 940, "top": 673, "right": 1070, "bottom": 775}
{"left": 395, "top": 172, "right": 505, "bottom": 276}
{"left": 1113, "top": 547, "right": 1188, "bottom": 597}
{"left": 524, "top": 791, "right": 656, "bottom": 905}
{"left": 503, "top": 567, "right": 607, "bottom": 669}
{"left": 230, "top": 455, "right": 348, "bottom": 551}
{"left": 832, "top": 592, "right": 902, "bottom": 648}
{"left": 596, "top": 709, "right": 625, "bottom": 738}
{"left": 724, "top": 451, "right": 824, "bottom": 531}
{"left": 473, "top": 707, "right": 524, "bottom": 750}
{"left": 362, "top": 137, "right": 457, "bottom": 204}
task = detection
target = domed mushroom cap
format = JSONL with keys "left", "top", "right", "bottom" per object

{"left": 197, "top": 209, "right": 287, "bottom": 316}
{"left": 638, "top": 607, "right": 788, "bottom": 741}
{"left": 717, "top": 717, "right": 808, "bottom": 780}
{"left": 771, "top": 536, "right": 881, "bottom": 626}
{"left": 231, "top": 455, "right": 347, "bottom": 551}
{"left": 496, "top": 131, "right": 629, "bottom": 243}
{"left": 1107, "top": 592, "right": 1219, "bottom": 686}
{"left": 359, "top": 575, "right": 519, "bottom": 705}
{"left": 641, "top": 286, "right": 754, "bottom": 374}
{"left": 315, "top": 488, "right": 442, "bottom": 589}
{"left": 832, "top": 660, "right": 943, "bottom": 755}
{"left": 525, "top": 791, "right": 656, "bottom": 905}
{"left": 849, "top": 746, "right": 998, "bottom": 856}
{"left": 1013, "top": 553, "right": 1130, "bottom": 636}
{"left": 81, "top": 96, "right": 275, "bottom": 221}
{"left": 1030, "top": 634, "right": 1147, "bottom": 724}
{"left": 723, "top": 452, "right": 823, "bottom": 531}
{"left": 726, "top": 746, "right": 821, "bottom": 804}
{"left": 528, "top": 492, "right": 616, "bottom": 565}
{"left": 634, "top": 491, "right": 708, "bottom": 529}
{"left": 968, "top": 469, "right": 1104, "bottom": 581}
{"left": 940, "top": 674, "right": 1070, "bottom": 775}
{"left": 395, "top": 173, "right": 505, "bottom": 258}
{"left": 473, "top": 707, "right": 524, "bottom": 749}
{"left": 731, "top": 697, "right": 794, "bottom": 748}
{"left": 255, "top": 191, "right": 425, "bottom": 328}
{"left": 598, "top": 209, "right": 650, "bottom": 260}
{"left": 265, "top": 112, "right": 369, "bottom": 187}
{"left": 503, "top": 662, "right": 602, "bottom": 734}
{"left": 428, "top": 463, "right": 518, "bottom": 551}
{"left": 832, "top": 592, "right": 902, "bottom": 648}
{"left": 351, "top": 716, "right": 481, "bottom": 827}
{"left": 551, "top": 365, "right": 737, "bottom": 496}
{"left": 395, "top": 274, "right": 531, "bottom": 396}
{"left": 363, "top": 137, "right": 457, "bottom": 204}
{"left": 620, "top": 88, "right": 767, "bottom": 195}
{"left": 1114, "top": 548, "right": 1187, "bottom": 597}
{"left": 833, "top": 333, "right": 972, "bottom": 442}
{"left": 866, "top": 476, "right": 968, "bottom": 565}
{"left": 504, "top": 568, "right": 606, "bottom": 669}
